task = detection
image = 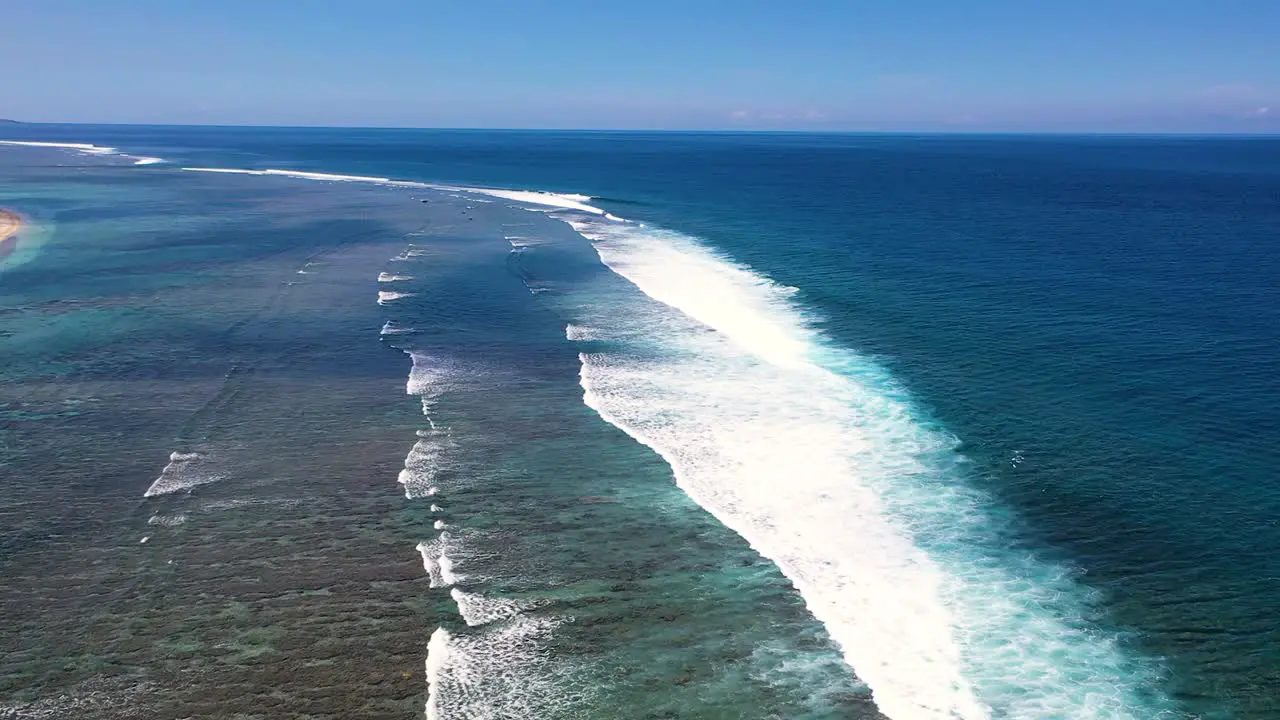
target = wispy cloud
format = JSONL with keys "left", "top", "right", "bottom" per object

{"left": 726, "top": 108, "right": 829, "bottom": 125}
{"left": 1193, "top": 83, "right": 1277, "bottom": 122}
{"left": 1200, "top": 83, "right": 1264, "bottom": 101}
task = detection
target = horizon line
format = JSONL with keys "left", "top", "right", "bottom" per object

{"left": 2, "top": 120, "right": 1278, "bottom": 138}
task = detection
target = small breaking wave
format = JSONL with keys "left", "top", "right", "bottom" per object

{"left": 392, "top": 248, "right": 428, "bottom": 261}
{"left": 147, "top": 513, "right": 188, "bottom": 527}
{"left": 379, "top": 272, "right": 414, "bottom": 282}
{"left": 417, "top": 535, "right": 462, "bottom": 588}
{"left": 378, "top": 290, "right": 415, "bottom": 305}
{"left": 143, "top": 451, "right": 222, "bottom": 497}
{"left": 450, "top": 588, "right": 537, "bottom": 628}
{"left": 381, "top": 320, "right": 415, "bottom": 336}
{"left": 399, "top": 428, "right": 453, "bottom": 499}
{"left": 405, "top": 351, "right": 450, "bottom": 397}
{"left": 424, "top": 614, "right": 583, "bottom": 720}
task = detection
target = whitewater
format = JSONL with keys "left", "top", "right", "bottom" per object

{"left": 0, "top": 140, "right": 166, "bottom": 165}
{"left": 181, "top": 166, "right": 610, "bottom": 214}
{"left": 381, "top": 248, "right": 593, "bottom": 718}
{"left": 550, "top": 213, "right": 1175, "bottom": 719}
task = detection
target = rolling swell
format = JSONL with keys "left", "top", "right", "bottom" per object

{"left": 550, "top": 212, "right": 1176, "bottom": 719}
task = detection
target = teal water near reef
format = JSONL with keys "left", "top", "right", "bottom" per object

{"left": 2, "top": 130, "right": 1279, "bottom": 719}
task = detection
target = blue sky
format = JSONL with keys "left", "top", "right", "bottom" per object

{"left": 4, "top": 0, "right": 1278, "bottom": 131}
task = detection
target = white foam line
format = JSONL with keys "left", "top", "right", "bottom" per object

{"left": 178, "top": 165, "right": 631, "bottom": 219}
{"left": 1, "top": 140, "right": 116, "bottom": 153}
{"left": 264, "top": 169, "right": 392, "bottom": 182}
{"left": 1, "top": 139, "right": 171, "bottom": 166}
{"left": 184, "top": 166, "right": 397, "bottom": 183}
{"left": 14, "top": 150, "right": 622, "bottom": 221}
{"left": 183, "top": 167, "right": 265, "bottom": 175}
{"left": 425, "top": 627, "right": 450, "bottom": 720}
{"left": 452, "top": 186, "right": 606, "bottom": 215}
{"left": 558, "top": 215, "right": 1173, "bottom": 720}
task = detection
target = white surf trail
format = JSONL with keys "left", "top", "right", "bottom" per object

{"left": 385, "top": 269, "right": 586, "bottom": 719}
{"left": 4, "top": 142, "right": 603, "bottom": 213}
{"left": 553, "top": 213, "right": 1173, "bottom": 720}
{"left": 0, "top": 140, "right": 167, "bottom": 165}
{"left": 182, "top": 166, "right": 613, "bottom": 215}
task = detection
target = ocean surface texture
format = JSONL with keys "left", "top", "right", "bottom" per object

{"left": 1, "top": 129, "right": 1278, "bottom": 720}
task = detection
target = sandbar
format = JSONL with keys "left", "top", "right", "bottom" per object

{"left": 0, "top": 209, "right": 23, "bottom": 260}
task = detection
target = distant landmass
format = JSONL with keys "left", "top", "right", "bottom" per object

{"left": 0, "top": 118, "right": 22, "bottom": 124}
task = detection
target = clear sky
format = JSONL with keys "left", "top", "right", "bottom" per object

{"left": 4, "top": 0, "right": 1278, "bottom": 132}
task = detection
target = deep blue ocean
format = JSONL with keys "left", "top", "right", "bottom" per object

{"left": 2, "top": 127, "right": 1278, "bottom": 719}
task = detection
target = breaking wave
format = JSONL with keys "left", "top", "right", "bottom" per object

{"left": 549, "top": 212, "right": 1175, "bottom": 719}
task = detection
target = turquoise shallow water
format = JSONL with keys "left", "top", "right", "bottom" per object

{"left": 0, "top": 146, "right": 867, "bottom": 719}
{"left": 2, "top": 130, "right": 1279, "bottom": 718}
